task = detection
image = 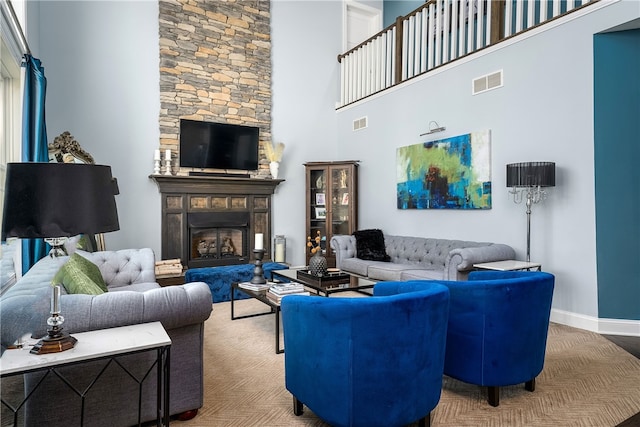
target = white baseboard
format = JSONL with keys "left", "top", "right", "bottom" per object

{"left": 551, "top": 309, "right": 640, "bottom": 337}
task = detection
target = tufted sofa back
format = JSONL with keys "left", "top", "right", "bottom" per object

{"left": 384, "top": 235, "right": 491, "bottom": 269}
{"left": 80, "top": 248, "right": 156, "bottom": 288}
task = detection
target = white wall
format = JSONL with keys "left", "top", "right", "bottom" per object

{"left": 271, "top": 0, "right": 344, "bottom": 264}
{"left": 35, "top": 1, "right": 161, "bottom": 254}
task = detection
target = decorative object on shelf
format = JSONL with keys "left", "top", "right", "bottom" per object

{"left": 30, "top": 285, "right": 77, "bottom": 354}
{"left": 264, "top": 141, "right": 285, "bottom": 179}
{"left": 153, "top": 149, "right": 161, "bottom": 174}
{"left": 274, "top": 235, "right": 286, "bottom": 263}
{"left": 315, "top": 175, "right": 324, "bottom": 189}
{"left": 307, "top": 230, "right": 327, "bottom": 276}
{"left": 164, "top": 149, "right": 172, "bottom": 176}
{"left": 251, "top": 249, "right": 267, "bottom": 284}
{"left": 507, "top": 161, "right": 556, "bottom": 262}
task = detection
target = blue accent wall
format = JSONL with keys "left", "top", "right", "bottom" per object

{"left": 383, "top": 0, "right": 424, "bottom": 27}
{"left": 594, "top": 29, "right": 640, "bottom": 320}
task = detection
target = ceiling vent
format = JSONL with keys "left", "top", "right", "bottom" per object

{"left": 472, "top": 70, "right": 503, "bottom": 95}
{"left": 353, "top": 116, "right": 368, "bottom": 131}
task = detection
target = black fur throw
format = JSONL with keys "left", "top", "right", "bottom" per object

{"left": 353, "top": 229, "right": 390, "bottom": 262}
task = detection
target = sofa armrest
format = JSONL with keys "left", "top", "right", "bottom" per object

{"left": 79, "top": 248, "right": 156, "bottom": 288}
{"left": 444, "top": 244, "right": 516, "bottom": 280}
{"left": 330, "top": 235, "right": 357, "bottom": 270}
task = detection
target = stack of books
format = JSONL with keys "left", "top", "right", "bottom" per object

{"left": 238, "top": 282, "right": 272, "bottom": 292}
{"left": 155, "top": 259, "right": 183, "bottom": 276}
{"left": 266, "top": 282, "right": 309, "bottom": 303}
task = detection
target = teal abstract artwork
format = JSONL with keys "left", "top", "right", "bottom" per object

{"left": 396, "top": 130, "right": 491, "bottom": 209}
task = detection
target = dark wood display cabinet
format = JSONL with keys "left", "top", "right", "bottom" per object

{"left": 304, "top": 161, "right": 359, "bottom": 267}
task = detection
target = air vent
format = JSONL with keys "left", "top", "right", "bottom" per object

{"left": 353, "top": 116, "right": 368, "bottom": 131}
{"left": 472, "top": 70, "right": 503, "bottom": 95}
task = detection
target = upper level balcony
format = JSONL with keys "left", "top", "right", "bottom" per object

{"left": 337, "top": 0, "right": 601, "bottom": 108}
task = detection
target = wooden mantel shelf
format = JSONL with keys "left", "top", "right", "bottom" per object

{"left": 150, "top": 174, "right": 285, "bottom": 195}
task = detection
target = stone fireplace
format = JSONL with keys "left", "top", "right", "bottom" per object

{"left": 151, "top": 175, "right": 283, "bottom": 268}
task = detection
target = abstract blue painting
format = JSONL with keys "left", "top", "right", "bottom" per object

{"left": 396, "top": 130, "right": 491, "bottom": 209}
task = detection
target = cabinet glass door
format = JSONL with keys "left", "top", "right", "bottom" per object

{"left": 330, "top": 166, "right": 351, "bottom": 237}
{"left": 309, "top": 168, "right": 327, "bottom": 254}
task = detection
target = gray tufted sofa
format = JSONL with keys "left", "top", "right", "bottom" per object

{"left": 331, "top": 234, "right": 515, "bottom": 281}
{"left": 0, "top": 248, "right": 213, "bottom": 426}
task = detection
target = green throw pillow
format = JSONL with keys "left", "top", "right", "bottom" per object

{"left": 52, "top": 253, "right": 107, "bottom": 295}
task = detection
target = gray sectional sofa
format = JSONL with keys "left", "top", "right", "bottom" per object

{"left": 0, "top": 247, "right": 213, "bottom": 426}
{"left": 331, "top": 234, "right": 516, "bottom": 281}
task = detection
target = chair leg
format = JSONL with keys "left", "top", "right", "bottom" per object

{"left": 293, "top": 396, "right": 304, "bottom": 416}
{"left": 488, "top": 386, "right": 500, "bottom": 407}
{"left": 525, "top": 378, "right": 536, "bottom": 392}
{"left": 418, "top": 412, "right": 431, "bottom": 427}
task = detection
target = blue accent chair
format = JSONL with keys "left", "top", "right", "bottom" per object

{"left": 386, "top": 270, "right": 555, "bottom": 407}
{"left": 281, "top": 281, "right": 450, "bottom": 427}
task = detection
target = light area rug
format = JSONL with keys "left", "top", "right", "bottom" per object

{"left": 183, "top": 298, "right": 640, "bottom": 427}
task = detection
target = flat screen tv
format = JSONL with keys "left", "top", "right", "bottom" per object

{"left": 179, "top": 119, "right": 259, "bottom": 171}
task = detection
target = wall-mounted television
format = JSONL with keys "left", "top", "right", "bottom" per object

{"left": 179, "top": 119, "right": 259, "bottom": 171}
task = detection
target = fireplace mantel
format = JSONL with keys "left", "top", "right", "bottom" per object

{"left": 151, "top": 175, "right": 284, "bottom": 267}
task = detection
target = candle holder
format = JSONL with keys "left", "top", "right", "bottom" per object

{"left": 250, "top": 249, "right": 267, "bottom": 284}
{"left": 164, "top": 156, "right": 172, "bottom": 176}
{"left": 154, "top": 159, "right": 161, "bottom": 175}
{"left": 31, "top": 286, "right": 77, "bottom": 354}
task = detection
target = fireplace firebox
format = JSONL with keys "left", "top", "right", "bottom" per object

{"left": 188, "top": 212, "right": 249, "bottom": 268}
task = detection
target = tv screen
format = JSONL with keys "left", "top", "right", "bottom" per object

{"left": 179, "top": 119, "right": 259, "bottom": 171}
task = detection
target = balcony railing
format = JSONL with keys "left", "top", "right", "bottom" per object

{"left": 337, "top": 0, "right": 598, "bottom": 107}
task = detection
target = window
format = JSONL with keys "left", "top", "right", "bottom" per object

{"left": 1, "top": 0, "right": 25, "bottom": 285}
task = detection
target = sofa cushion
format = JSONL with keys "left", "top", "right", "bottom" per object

{"left": 340, "top": 258, "right": 372, "bottom": 277}
{"left": 353, "top": 229, "right": 390, "bottom": 261}
{"left": 367, "top": 262, "right": 422, "bottom": 281}
{"left": 52, "top": 253, "right": 107, "bottom": 295}
{"left": 400, "top": 269, "right": 444, "bottom": 281}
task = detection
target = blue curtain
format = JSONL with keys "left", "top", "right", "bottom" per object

{"left": 21, "top": 54, "right": 49, "bottom": 272}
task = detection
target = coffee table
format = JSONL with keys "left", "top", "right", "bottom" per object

{"left": 270, "top": 268, "right": 376, "bottom": 296}
{"left": 231, "top": 269, "right": 376, "bottom": 354}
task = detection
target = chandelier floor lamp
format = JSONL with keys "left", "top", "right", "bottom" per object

{"left": 506, "top": 162, "right": 556, "bottom": 262}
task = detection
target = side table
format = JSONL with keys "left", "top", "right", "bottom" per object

{"left": 0, "top": 322, "right": 171, "bottom": 427}
{"left": 473, "top": 260, "right": 542, "bottom": 271}
{"left": 157, "top": 271, "right": 186, "bottom": 287}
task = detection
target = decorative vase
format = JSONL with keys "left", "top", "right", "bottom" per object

{"left": 309, "top": 252, "right": 327, "bottom": 277}
{"left": 269, "top": 161, "right": 280, "bottom": 179}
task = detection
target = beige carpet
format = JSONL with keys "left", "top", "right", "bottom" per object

{"left": 180, "top": 298, "right": 640, "bottom": 427}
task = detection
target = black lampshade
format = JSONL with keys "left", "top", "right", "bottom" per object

{"left": 2, "top": 162, "right": 120, "bottom": 240}
{"left": 506, "top": 162, "right": 556, "bottom": 188}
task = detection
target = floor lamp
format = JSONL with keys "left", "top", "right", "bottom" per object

{"left": 506, "top": 162, "right": 555, "bottom": 262}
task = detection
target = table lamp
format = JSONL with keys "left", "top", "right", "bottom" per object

{"left": 506, "top": 161, "right": 555, "bottom": 262}
{"left": 1, "top": 162, "right": 120, "bottom": 353}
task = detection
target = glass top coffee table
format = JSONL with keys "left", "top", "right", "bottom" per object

{"left": 270, "top": 268, "right": 376, "bottom": 297}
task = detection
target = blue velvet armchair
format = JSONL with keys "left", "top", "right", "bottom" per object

{"left": 281, "top": 282, "right": 450, "bottom": 427}
{"left": 430, "top": 270, "right": 555, "bottom": 406}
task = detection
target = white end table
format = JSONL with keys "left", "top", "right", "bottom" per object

{"left": 0, "top": 321, "right": 171, "bottom": 426}
{"left": 473, "top": 260, "right": 542, "bottom": 271}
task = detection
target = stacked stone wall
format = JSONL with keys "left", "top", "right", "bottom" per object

{"left": 159, "top": 0, "right": 271, "bottom": 175}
